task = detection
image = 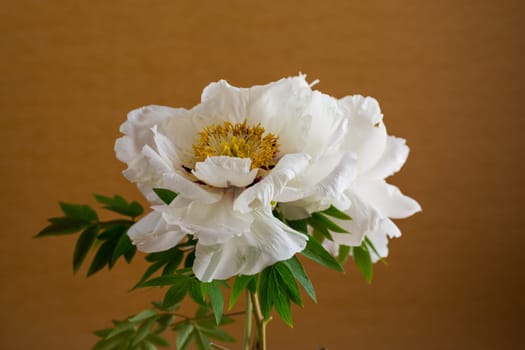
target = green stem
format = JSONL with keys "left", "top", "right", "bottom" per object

{"left": 250, "top": 291, "right": 270, "bottom": 350}
{"left": 210, "top": 343, "right": 230, "bottom": 350}
{"left": 243, "top": 291, "right": 253, "bottom": 350}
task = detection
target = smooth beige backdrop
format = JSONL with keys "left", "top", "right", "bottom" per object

{"left": 1, "top": 0, "right": 523, "bottom": 349}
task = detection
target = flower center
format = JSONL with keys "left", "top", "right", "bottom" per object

{"left": 192, "top": 120, "right": 279, "bottom": 169}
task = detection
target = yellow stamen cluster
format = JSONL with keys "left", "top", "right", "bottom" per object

{"left": 192, "top": 120, "right": 279, "bottom": 169}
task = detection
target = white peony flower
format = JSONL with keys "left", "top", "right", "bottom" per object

{"left": 115, "top": 75, "right": 363, "bottom": 281}
{"left": 281, "top": 95, "right": 421, "bottom": 261}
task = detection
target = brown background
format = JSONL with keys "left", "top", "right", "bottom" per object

{"left": 1, "top": 0, "right": 523, "bottom": 349}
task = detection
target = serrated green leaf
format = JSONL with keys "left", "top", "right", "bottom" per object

{"left": 353, "top": 245, "right": 373, "bottom": 283}
{"left": 229, "top": 275, "right": 255, "bottom": 310}
{"left": 206, "top": 282, "right": 224, "bottom": 324}
{"left": 311, "top": 212, "right": 348, "bottom": 233}
{"left": 87, "top": 238, "right": 117, "bottom": 276}
{"left": 153, "top": 188, "right": 178, "bottom": 205}
{"left": 301, "top": 237, "right": 343, "bottom": 272}
{"left": 73, "top": 225, "right": 99, "bottom": 273}
{"left": 132, "top": 317, "right": 157, "bottom": 346}
{"left": 59, "top": 202, "right": 98, "bottom": 222}
{"left": 36, "top": 217, "right": 88, "bottom": 237}
{"left": 322, "top": 205, "right": 352, "bottom": 220}
{"left": 274, "top": 263, "right": 302, "bottom": 307}
{"left": 283, "top": 256, "right": 316, "bottom": 303}
{"left": 286, "top": 219, "right": 308, "bottom": 234}
{"left": 176, "top": 323, "right": 194, "bottom": 350}
{"left": 94, "top": 194, "right": 144, "bottom": 218}
{"left": 147, "top": 333, "right": 170, "bottom": 347}
{"left": 128, "top": 309, "right": 157, "bottom": 323}
{"left": 163, "top": 283, "right": 188, "bottom": 308}
{"left": 111, "top": 231, "right": 133, "bottom": 265}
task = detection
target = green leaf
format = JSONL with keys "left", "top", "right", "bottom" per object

{"left": 353, "top": 245, "right": 373, "bottom": 283}
{"left": 147, "top": 333, "right": 170, "bottom": 347}
{"left": 193, "top": 327, "right": 212, "bottom": 350}
{"left": 154, "top": 314, "right": 175, "bottom": 334}
{"left": 286, "top": 219, "right": 308, "bottom": 234}
{"left": 310, "top": 212, "right": 348, "bottom": 233}
{"left": 111, "top": 231, "right": 133, "bottom": 265}
{"left": 364, "top": 237, "right": 387, "bottom": 264}
{"left": 273, "top": 277, "right": 293, "bottom": 327}
{"left": 132, "top": 317, "right": 157, "bottom": 346}
{"left": 198, "top": 326, "right": 235, "bottom": 342}
{"left": 73, "top": 225, "right": 99, "bottom": 273}
{"left": 142, "top": 340, "right": 157, "bottom": 350}
{"left": 258, "top": 268, "right": 274, "bottom": 319}
{"left": 87, "top": 238, "right": 117, "bottom": 276}
{"left": 274, "top": 263, "right": 302, "bottom": 307}
{"left": 128, "top": 309, "right": 157, "bottom": 323}
{"left": 132, "top": 261, "right": 166, "bottom": 290}
{"left": 107, "top": 321, "right": 135, "bottom": 339}
{"left": 94, "top": 194, "right": 144, "bottom": 218}
{"left": 322, "top": 205, "right": 352, "bottom": 220}
{"left": 163, "top": 283, "right": 188, "bottom": 308}
{"left": 184, "top": 250, "right": 196, "bottom": 268}
{"left": 206, "top": 282, "right": 224, "bottom": 324}
{"left": 59, "top": 202, "right": 98, "bottom": 222}
{"left": 176, "top": 323, "right": 194, "bottom": 350}
{"left": 141, "top": 275, "right": 187, "bottom": 288}
{"left": 337, "top": 244, "right": 351, "bottom": 265}
{"left": 93, "top": 328, "right": 112, "bottom": 338}
{"left": 36, "top": 217, "right": 88, "bottom": 237}
{"left": 307, "top": 218, "right": 333, "bottom": 241}
{"left": 301, "top": 237, "right": 343, "bottom": 272}
{"left": 229, "top": 275, "right": 255, "bottom": 309}
{"left": 153, "top": 188, "right": 178, "bottom": 205}
{"left": 188, "top": 278, "right": 207, "bottom": 306}
{"left": 98, "top": 224, "right": 128, "bottom": 241}
{"left": 283, "top": 256, "right": 316, "bottom": 303}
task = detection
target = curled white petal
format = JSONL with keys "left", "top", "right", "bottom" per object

{"left": 193, "top": 210, "right": 307, "bottom": 282}
{"left": 365, "top": 136, "right": 410, "bottom": 180}
{"left": 352, "top": 179, "right": 421, "bottom": 219}
{"left": 193, "top": 156, "right": 258, "bottom": 188}
{"left": 234, "top": 153, "right": 311, "bottom": 213}
{"left": 128, "top": 211, "right": 186, "bottom": 253}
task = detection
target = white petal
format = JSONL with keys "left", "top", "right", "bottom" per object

{"left": 310, "top": 152, "right": 357, "bottom": 199}
{"left": 366, "top": 218, "right": 402, "bottom": 262}
{"left": 161, "top": 171, "right": 222, "bottom": 204}
{"left": 234, "top": 153, "right": 311, "bottom": 212}
{"left": 330, "top": 191, "right": 381, "bottom": 247}
{"left": 364, "top": 136, "right": 410, "bottom": 180}
{"left": 352, "top": 179, "right": 421, "bottom": 219}
{"left": 339, "top": 95, "right": 387, "bottom": 173}
{"left": 193, "top": 210, "right": 307, "bottom": 282}
{"left": 128, "top": 211, "right": 186, "bottom": 253}
{"left": 199, "top": 80, "right": 249, "bottom": 124}
{"left": 161, "top": 190, "right": 253, "bottom": 245}
{"left": 192, "top": 156, "right": 258, "bottom": 188}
